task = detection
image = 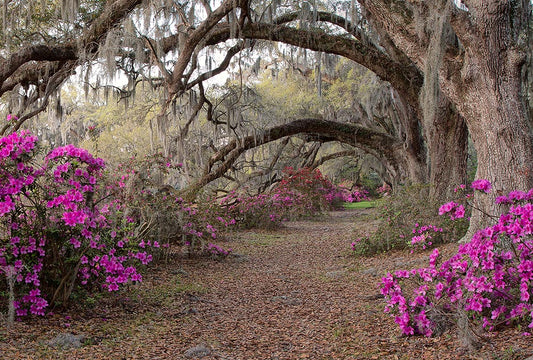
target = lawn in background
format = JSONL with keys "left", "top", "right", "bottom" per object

{"left": 342, "top": 201, "right": 375, "bottom": 209}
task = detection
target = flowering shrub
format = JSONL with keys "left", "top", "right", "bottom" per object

{"left": 0, "top": 130, "right": 155, "bottom": 318}
{"left": 220, "top": 191, "right": 294, "bottom": 229}
{"left": 108, "top": 154, "right": 235, "bottom": 256}
{"left": 220, "top": 167, "right": 350, "bottom": 229}
{"left": 346, "top": 186, "right": 370, "bottom": 203}
{"left": 409, "top": 224, "right": 444, "bottom": 252}
{"left": 377, "top": 183, "right": 391, "bottom": 197}
{"left": 205, "top": 243, "right": 232, "bottom": 258}
{"left": 334, "top": 181, "right": 371, "bottom": 203}
{"left": 351, "top": 237, "right": 368, "bottom": 251}
{"left": 351, "top": 184, "right": 468, "bottom": 256}
{"left": 275, "top": 167, "right": 334, "bottom": 213}
{"left": 180, "top": 197, "right": 237, "bottom": 254}
{"left": 381, "top": 181, "right": 533, "bottom": 348}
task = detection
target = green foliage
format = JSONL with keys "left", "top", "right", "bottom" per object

{"left": 352, "top": 185, "right": 468, "bottom": 256}
{"left": 254, "top": 70, "right": 326, "bottom": 120}
{"left": 74, "top": 89, "right": 161, "bottom": 166}
{"left": 325, "top": 62, "right": 379, "bottom": 110}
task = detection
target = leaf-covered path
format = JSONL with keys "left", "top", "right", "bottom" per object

{"left": 1, "top": 209, "right": 532, "bottom": 359}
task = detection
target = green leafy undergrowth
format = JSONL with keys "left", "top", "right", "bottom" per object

{"left": 351, "top": 185, "right": 468, "bottom": 256}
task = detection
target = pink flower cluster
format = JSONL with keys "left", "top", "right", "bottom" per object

{"left": 350, "top": 238, "right": 363, "bottom": 251}
{"left": 6, "top": 114, "right": 18, "bottom": 122}
{"left": 46, "top": 144, "right": 105, "bottom": 171}
{"left": 206, "top": 243, "right": 232, "bottom": 257}
{"left": 332, "top": 186, "right": 370, "bottom": 203}
{"left": 471, "top": 179, "right": 492, "bottom": 193}
{"left": 377, "top": 183, "right": 391, "bottom": 197}
{"left": 381, "top": 180, "right": 533, "bottom": 337}
{"left": 438, "top": 201, "right": 466, "bottom": 220}
{"left": 0, "top": 132, "right": 157, "bottom": 317}
{"left": 409, "top": 223, "right": 443, "bottom": 251}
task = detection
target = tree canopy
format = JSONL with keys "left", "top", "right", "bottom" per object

{"left": 1, "top": 0, "right": 532, "bottom": 234}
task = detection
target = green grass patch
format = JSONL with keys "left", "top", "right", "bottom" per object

{"left": 342, "top": 201, "right": 375, "bottom": 209}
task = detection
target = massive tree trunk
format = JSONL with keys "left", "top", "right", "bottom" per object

{"left": 394, "top": 102, "right": 429, "bottom": 186}
{"left": 447, "top": 0, "right": 533, "bottom": 235}
{"left": 427, "top": 100, "right": 468, "bottom": 200}
{"left": 418, "top": 2, "right": 469, "bottom": 200}
{"left": 360, "top": 0, "right": 533, "bottom": 237}
{"left": 413, "top": 0, "right": 469, "bottom": 200}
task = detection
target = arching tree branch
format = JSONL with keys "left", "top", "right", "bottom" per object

{"left": 181, "top": 118, "right": 409, "bottom": 199}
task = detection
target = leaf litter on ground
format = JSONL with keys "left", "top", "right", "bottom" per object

{"left": 0, "top": 208, "right": 532, "bottom": 359}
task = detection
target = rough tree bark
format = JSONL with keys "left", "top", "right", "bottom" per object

{"left": 448, "top": 0, "right": 533, "bottom": 235}
{"left": 362, "top": 0, "right": 468, "bottom": 200}
{"left": 360, "top": 0, "right": 533, "bottom": 236}
{"left": 427, "top": 99, "right": 468, "bottom": 200}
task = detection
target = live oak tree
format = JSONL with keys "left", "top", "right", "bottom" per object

{"left": 1, "top": 0, "right": 531, "bottom": 236}
{"left": 0, "top": 0, "right": 455, "bottom": 193}
{"left": 360, "top": 0, "right": 533, "bottom": 234}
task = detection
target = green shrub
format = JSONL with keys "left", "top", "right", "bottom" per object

{"left": 351, "top": 184, "right": 468, "bottom": 256}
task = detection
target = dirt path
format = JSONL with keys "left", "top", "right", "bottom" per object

{"left": 1, "top": 209, "right": 532, "bottom": 359}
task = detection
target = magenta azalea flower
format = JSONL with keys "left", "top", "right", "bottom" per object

{"left": 438, "top": 201, "right": 456, "bottom": 215}
{"left": 471, "top": 179, "right": 492, "bottom": 193}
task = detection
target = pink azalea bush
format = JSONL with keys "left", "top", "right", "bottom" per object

{"left": 220, "top": 191, "right": 297, "bottom": 229}
{"left": 180, "top": 197, "right": 237, "bottom": 254}
{"left": 409, "top": 223, "right": 444, "bottom": 252}
{"left": 381, "top": 180, "right": 533, "bottom": 344}
{"left": 0, "top": 130, "right": 157, "bottom": 317}
{"left": 351, "top": 184, "right": 468, "bottom": 256}
{"left": 377, "top": 183, "right": 391, "bottom": 197}
{"left": 206, "top": 243, "right": 232, "bottom": 258}
{"left": 335, "top": 180, "right": 371, "bottom": 203}
{"left": 275, "top": 167, "right": 370, "bottom": 211}
{"left": 108, "top": 154, "right": 235, "bottom": 257}
{"left": 341, "top": 186, "right": 370, "bottom": 203}
{"left": 220, "top": 167, "right": 352, "bottom": 229}
{"left": 276, "top": 167, "right": 337, "bottom": 213}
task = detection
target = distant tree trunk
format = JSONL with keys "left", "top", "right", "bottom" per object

{"left": 416, "top": 0, "right": 469, "bottom": 201}
{"left": 395, "top": 101, "right": 429, "bottom": 186}
{"left": 360, "top": 2, "right": 466, "bottom": 199}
